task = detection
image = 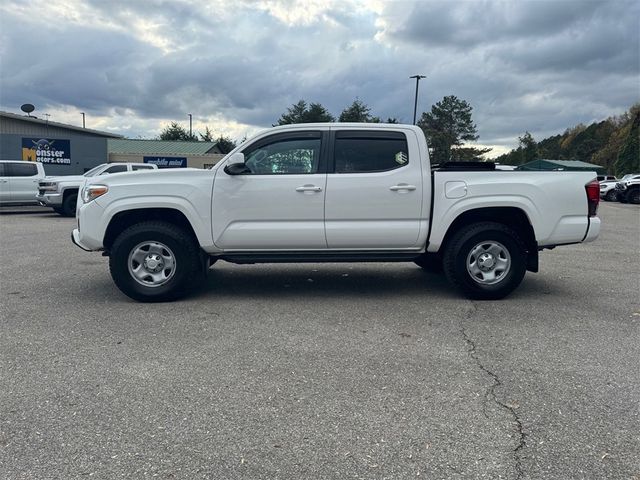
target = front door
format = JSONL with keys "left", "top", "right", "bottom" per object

{"left": 0, "top": 163, "right": 10, "bottom": 203}
{"left": 212, "top": 130, "right": 328, "bottom": 250}
{"left": 324, "top": 129, "right": 423, "bottom": 249}
{"left": 7, "top": 162, "right": 40, "bottom": 203}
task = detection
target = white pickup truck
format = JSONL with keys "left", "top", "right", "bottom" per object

{"left": 72, "top": 123, "right": 601, "bottom": 302}
{"left": 37, "top": 162, "right": 157, "bottom": 216}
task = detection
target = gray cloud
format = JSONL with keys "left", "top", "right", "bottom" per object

{"left": 0, "top": 0, "right": 638, "bottom": 150}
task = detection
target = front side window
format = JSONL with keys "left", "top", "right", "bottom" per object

{"left": 8, "top": 162, "right": 38, "bottom": 177}
{"left": 243, "top": 137, "right": 321, "bottom": 174}
{"left": 102, "top": 165, "right": 128, "bottom": 175}
{"left": 334, "top": 133, "right": 408, "bottom": 173}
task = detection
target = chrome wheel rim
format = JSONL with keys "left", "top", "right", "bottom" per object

{"left": 127, "top": 241, "right": 176, "bottom": 287}
{"left": 466, "top": 241, "right": 511, "bottom": 285}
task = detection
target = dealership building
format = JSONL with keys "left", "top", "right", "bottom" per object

{"left": 0, "top": 111, "right": 226, "bottom": 175}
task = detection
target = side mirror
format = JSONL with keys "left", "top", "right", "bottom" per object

{"left": 224, "top": 163, "right": 251, "bottom": 175}
{"left": 223, "top": 152, "right": 251, "bottom": 175}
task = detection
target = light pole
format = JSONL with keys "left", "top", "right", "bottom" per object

{"left": 188, "top": 114, "right": 192, "bottom": 138}
{"left": 81, "top": 112, "right": 85, "bottom": 128}
{"left": 409, "top": 75, "right": 426, "bottom": 125}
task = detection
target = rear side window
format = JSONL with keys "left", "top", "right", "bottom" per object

{"left": 334, "top": 131, "right": 409, "bottom": 173}
{"left": 7, "top": 162, "right": 38, "bottom": 177}
{"left": 132, "top": 165, "right": 155, "bottom": 171}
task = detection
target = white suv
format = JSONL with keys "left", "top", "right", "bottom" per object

{"left": 0, "top": 160, "right": 46, "bottom": 206}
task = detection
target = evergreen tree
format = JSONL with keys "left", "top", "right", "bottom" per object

{"left": 418, "top": 96, "right": 479, "bottom": 163}
{"left": 339, "top": 99, "right": 380, "bottom": 123}
{"left": 159, "top": 122, "right": 197, "bottom": 141}
{"left": 215, "top": 135, "right": 237, "bottom": 154}
{"left": 275, "top": 100, "right": 334, "bottom": 125}
{"left": 518, "top": 131, "right": 538, "bottom": 165}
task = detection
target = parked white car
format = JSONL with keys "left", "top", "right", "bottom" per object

{"left": 37, "top": 162, "right": 158, "bottom": 216}
{"left": 0, "top": 160, "right": 46, "bottom": 206}
{"left": 72, "top": 123, "right": 601, "bottom": 302}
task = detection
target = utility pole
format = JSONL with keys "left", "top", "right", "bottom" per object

{"left": 188, "top": 114, "right": 192, "bottom": 138}
{"left": 409, "top": 75, "right": 426, "bottom": 125}
{"left": 81, "top": 112, "right": 85, "bottom": 128}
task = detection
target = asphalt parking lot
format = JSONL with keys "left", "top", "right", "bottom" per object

{"left": 0, "top": 203, "right": 638, "bottom": 479}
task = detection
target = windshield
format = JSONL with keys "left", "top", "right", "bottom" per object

{"left": 83, "top": 164, "right": 106, "bottom": 177}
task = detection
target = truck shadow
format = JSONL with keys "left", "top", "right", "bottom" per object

{"left": 191, "top": 263, "right": 462, "bottom": 301}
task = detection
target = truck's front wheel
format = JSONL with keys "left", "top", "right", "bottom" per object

{"left": 443, "top": 222, "right": 527, "bottom": 300}
{"left": 109, "top": 221, "right": 202, "bottom": 302}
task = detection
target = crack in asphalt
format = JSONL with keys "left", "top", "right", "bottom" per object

{"left": 462, "top": 304, "right": 526, "bottom": 480}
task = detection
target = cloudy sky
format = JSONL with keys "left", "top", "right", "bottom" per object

{"left": 1, "top": 0, "right": 638, "bottom": 156}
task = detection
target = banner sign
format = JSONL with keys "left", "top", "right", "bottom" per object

{"left": 22, "top": 138, "right": 71, "bottom": 165}
{"left": 143, "top": 156, "right": 187, "bottom": 168}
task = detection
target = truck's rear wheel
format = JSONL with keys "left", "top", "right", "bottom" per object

{"left": 443, "top": 222, "right": 527, "bottom": 300}
{"left": 109, "top": 221, "right": 202, "bottom": 302}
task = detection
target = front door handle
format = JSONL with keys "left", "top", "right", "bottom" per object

{"left": 296, "top": 185, "right": 322, "bottom": 193}
{"left": 389, "top": 184, "right": 416, "bottom": 191}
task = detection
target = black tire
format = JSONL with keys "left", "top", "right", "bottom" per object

{"left": 604, "top": 190, "right": 618, "bottom": 202}
{"left": 61, "top": 192, "right": 78, "bottom": 217}
{"left": 618, "top": 191, "right": 628, "bottom": 203}
{"left": 414, "top": 254, "right": 443, "bottom": 273}
{"left": 625, "top": 187, "right": 640, "bottom": 204}
{"left": 443, "top": 222, "right": 527, "bottom": 300}
{"left": 109, "top": 221, "right": 202, "bottom": 302}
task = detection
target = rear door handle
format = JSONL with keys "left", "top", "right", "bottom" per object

{"left": 389, "top": 184, "right": 416, "bottom": 191}
{"left": 296, "top": 185, "right": 322, "bottom": 193}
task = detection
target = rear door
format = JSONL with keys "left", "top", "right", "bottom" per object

{"left": 212, "top": 130, "right": 328, "bottom": 250}
{"left": 324, "top": 129, "right": 423, "bottom": 249}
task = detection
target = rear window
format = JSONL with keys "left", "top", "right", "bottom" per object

{"left": 7, "top": 162, "right": 38, "bottom": 177}
{"left": 334, "top": 131, "right": 408, "bottom": 173}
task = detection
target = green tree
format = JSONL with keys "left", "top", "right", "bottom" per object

{"left": 339, "top": 98, "right": 380, "bottom": 123}
{"left": 386, "top": 117, "right": 399, "bottom": 124}
{"left": 159, "top": 122, "right": 197, "bottom": 141}
{"left": 215, "top": 135, "right": 237, "bottom": 154}
{"left": 199, "top": 126, "right": 214, "bottom": 142}
{"left": 418, "top": 95, "right": 479, "bottom": 163}
{"left": 613, "top": 107, "right": 640, "bottom": 175}
{"left": 450, "top": 146, "right": 493, "bottom": 162}
{"left": 518, "top": 131, "right": 538, "bottom": 165}
{"left": 275, "top": 100, "right": 334, "bottom": 125}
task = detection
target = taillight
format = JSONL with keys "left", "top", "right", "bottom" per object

{"left": 585, "top": 179, "right": 600, "bottom": 217}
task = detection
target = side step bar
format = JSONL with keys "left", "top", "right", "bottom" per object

{"left": 216, "top": 251, "right": 422, "bottom": 264}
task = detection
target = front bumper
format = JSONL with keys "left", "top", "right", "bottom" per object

{"left": 36, "top": 193, "right": 63, "bottom": 207}
{"left": 71, "top": 229, "right": 92, "bottom": 251}
{"left": 70, "top": 200, "right": 106, "bottom": 251}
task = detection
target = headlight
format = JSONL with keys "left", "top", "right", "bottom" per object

{"left": 39, "top": 182, "right": 58, "bottom": 192}
{"left": 82, "top": 184, "right": 109, "bottom": 203}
